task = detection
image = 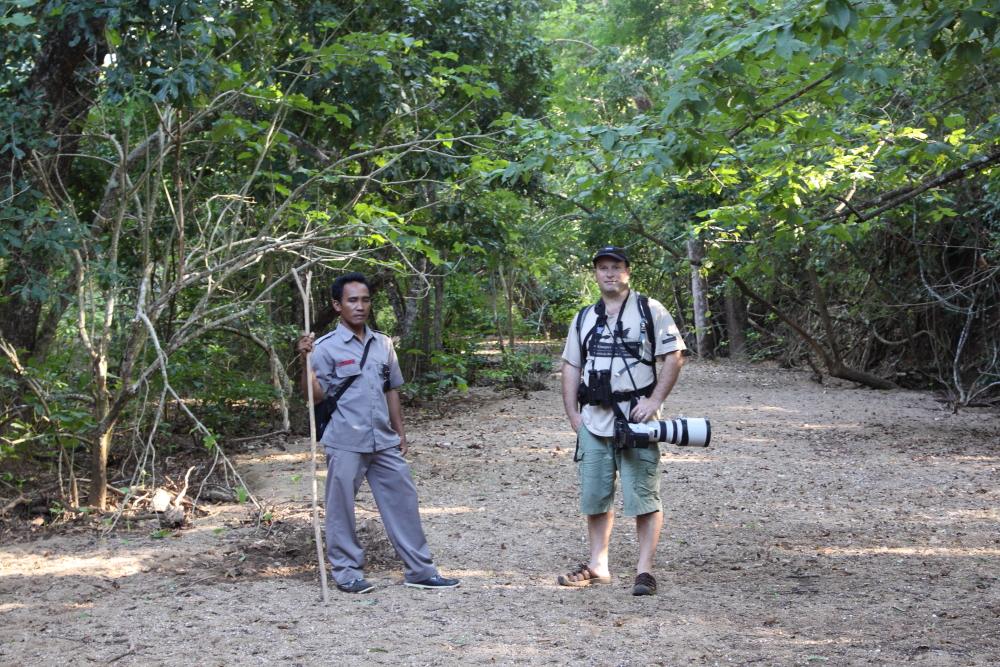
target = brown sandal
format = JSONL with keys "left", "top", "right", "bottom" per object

{"left": 558, "top": 562, "right": 611, "bottom": 587}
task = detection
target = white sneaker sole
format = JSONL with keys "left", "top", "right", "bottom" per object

{"left": 338, "top": 584, "right": 375, "bottom": 594}
{"left": 405, "top": 581, "right": 460, "bottom": 589}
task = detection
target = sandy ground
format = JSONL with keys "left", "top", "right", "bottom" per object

{"left": 1, "top": 358, "right": 999, "bottom": 666}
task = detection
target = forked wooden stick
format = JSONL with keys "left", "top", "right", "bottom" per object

{"left": 291, "top": 267, "right": 330, "bottom": 604}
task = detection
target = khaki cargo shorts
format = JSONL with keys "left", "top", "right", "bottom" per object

{"left": 575, "top": 424, "right": 661, "bottom": 516}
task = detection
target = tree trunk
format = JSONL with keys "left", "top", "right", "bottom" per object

{"left": 687, "top": 238, "right": 714, "bottom": 358}
{"left": 417, "top": 280, "right": 432, "bottom": 374}
{"left": 0, "top": 16, "right": 108, "bottom": 355}
{"left": 400, "top": 258, "right": 427, "bottom": 339}
{"left": 490, "top": 271, "right": 506, "bottom": 354}
{"left": 806, "top": 264, "right": 843, "bottom": 364}
{"left": 497, "top": 266, "right": 516, "bottom": 350}
{"left": 724, "top": 281, "right": 748, "bottom": 360}
{"left": 89, "top": 356, "right": 112, "bottom": 510}
{"left": 386, "top": 277, "right": 406, "bottom": 336}
{"left": 432, "top": 268, "right": 445, "bottom": 360}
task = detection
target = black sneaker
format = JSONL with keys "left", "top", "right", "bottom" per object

{"left": 405, "top": 575, "right": 460, "bottom": 590}
{"left": 633, "top": 572, "right": 657, "bottom": 596}
{"left": 337, "top": 578, "right": 375, "bottom": 594}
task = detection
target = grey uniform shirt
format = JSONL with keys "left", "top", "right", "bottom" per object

{"left": 312, "top": 323, "right": 405, "bottom": 453}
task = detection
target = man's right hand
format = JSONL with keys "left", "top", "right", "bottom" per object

{"left": 298, "top": 332, "right": 315, "bottom": 356}
{"left": 568, "top": 412, "right": 583, "bottom": 434}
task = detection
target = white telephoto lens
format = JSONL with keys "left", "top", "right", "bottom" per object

{"left": 677, "top": 417, "right": 711, "bottom": 447}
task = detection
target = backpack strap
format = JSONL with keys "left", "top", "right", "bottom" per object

{"left": 576, "top": 302, "right": 597, "bottom": 367}
{"left": 578, "top": 293, "right": 657, "bottom": 369}
{"left": 636, "top": 292, "right": 658, "bottom": 384}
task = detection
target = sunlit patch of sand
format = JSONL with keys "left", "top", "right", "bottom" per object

{"left": 820, "top": 546, "right": 1000, "bottom": 557}
{"left": 254, "top": 452, "right": 311, "bottom": 463}
{"left": 0, "top": 554, "right": 147, "bottom": 578}
{"left": 418, "top": 506, "right": 474, "bottom": 515}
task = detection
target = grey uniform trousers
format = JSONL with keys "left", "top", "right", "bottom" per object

{"left": 324, "top": 446, "right": 438, "bottom": 585}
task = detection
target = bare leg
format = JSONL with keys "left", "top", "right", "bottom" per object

{"left": 586, "top": 510, "right": 614, "bottom": 578}
{"left": 635, "top": 510, "right": 663, "bottom": 574}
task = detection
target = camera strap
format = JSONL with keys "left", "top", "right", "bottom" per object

{"left": 578, "top": 292, "right": 657, "bottom": 372}
{"left": 574, "top": 290, "right": 658, "bottom": 426}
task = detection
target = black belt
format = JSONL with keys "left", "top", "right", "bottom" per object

{"left": 611, "top": 383, "right": 654, "bottom": 403}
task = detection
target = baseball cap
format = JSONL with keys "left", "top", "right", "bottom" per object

{"left": 592, "top": 246, "right": 630, "bottom": 266}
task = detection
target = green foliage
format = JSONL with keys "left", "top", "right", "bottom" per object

{"left": 477, "top": 348, "right": 555, "bottom": 390}
{"left": 166, "top": 341, "right": 279, "bottom": 435}
{"left": 400, "top": 349, "right": 470, "bottom": 403}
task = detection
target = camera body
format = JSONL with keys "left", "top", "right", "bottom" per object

{"left": 577, "top": 369, "right": 613, "bottom": 407}
{"left": 613, "top": 416, "right": 712, "bottom": 449}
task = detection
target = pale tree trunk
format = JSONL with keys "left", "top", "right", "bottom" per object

{"left": 431, "top": 268, "right": 445, "bottom": 364}
{"left": 232, "top": 328, "right": 292, "bottom": 432}
{"left": 400, "top": 257, "right": 428, "bottom": 339}
{"left": 418, "top": 281, "right": 432, "bottom": 374}
{"left": 90, "top": 357, "right": 112, "bottom": 509}
{"left": 269, "top": 346, "right": 291, "bottom": 431}
{"left": 724, "top": 281, "right": 748, "bottom": 360}
{"left": 687, "top": 238, "right": 714, "bottom": 358}
{"left": 490, "top": 271, "right": 506, "bottom": 354}
{"left": 497, "top": 266, "right": 516, "bottom": 350}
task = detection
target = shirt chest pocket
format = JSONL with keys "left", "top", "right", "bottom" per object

{"left": 335, "top": 362, "right": 362, "bottom": 378}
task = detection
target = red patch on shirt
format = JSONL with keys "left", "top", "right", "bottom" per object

{"left": 338, "top": 359, "right": 356, "bottom": 367}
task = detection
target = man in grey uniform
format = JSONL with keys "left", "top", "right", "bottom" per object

{"left": 298, "top": 272, "right": 459, "bottom": 593}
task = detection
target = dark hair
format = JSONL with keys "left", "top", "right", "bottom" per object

{"left": 331, "top": 272, "right": 372, "bottom": 302}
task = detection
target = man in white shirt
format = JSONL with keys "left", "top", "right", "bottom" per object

{"left": 559, "top": 247, "right": 685, "bottom": 596}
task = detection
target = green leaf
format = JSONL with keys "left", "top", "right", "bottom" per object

{"left": 0, "top": 13, "right": 35, "bottom": 27}
{"left": 236, "top": 487, "right": 248, "bottom": 504}
{"left": 600, "top": 130, "right": 618, "bottom": 151}
{"left": 826, "top": 0, "right": 852, "bottom": 31}
{"left": 828, "top": 224, "right": 853, "bottom": 243}
{"left": 955, "top": 41, "right": 982, "bottom": 66}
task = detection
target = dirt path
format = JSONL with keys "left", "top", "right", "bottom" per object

{"left": 2, "top": 359, "right": 999, "bottom": 666}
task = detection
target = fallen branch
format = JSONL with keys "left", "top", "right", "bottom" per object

{"left": 731, "top": 275, "right": 898, "bottom": 390}
{"left": 226, "top": 430, "right": 290, "bottom": 444}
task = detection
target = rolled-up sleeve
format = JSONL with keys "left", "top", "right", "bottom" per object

{"left": 387, "top": 340, "right": 404, "bottom": 390}
{"left": 651, "top": 300, "right": 686, "bottom": 356}
{"left": 312, "top": 344, "right": 336, "bottom": 395}
{"left": 561, "top": 312, "right": 583, "bottom": 367}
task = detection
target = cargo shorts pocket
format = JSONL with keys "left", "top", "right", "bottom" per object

{"left": 620, "top": 444, "right": 661, "bottom": 516}
{"left": 577, "top": 426, "right": 616, "bottom": 516}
